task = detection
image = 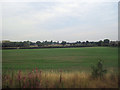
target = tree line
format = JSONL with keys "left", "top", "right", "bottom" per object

{"left": 2, "top": 39, "right": 119, "bottom": 48}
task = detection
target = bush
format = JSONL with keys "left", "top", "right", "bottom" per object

{"left": 91, "top": 60, "right": 107, "bottom": 79}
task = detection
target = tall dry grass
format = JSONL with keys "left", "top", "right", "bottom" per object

{"left": 2, "top": 69, "right": 118, "bottom": 88}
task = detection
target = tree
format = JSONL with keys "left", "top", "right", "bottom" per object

{"left": 36, "top": 41, "right": 42, "bottom": 47}
{"left": 50, "top": 40, "right": 53, "bottom": 44}
{"left": 104, "top": 39, "right": 110, "bottom": 44}
{"left": 86, "top": 41, "right": 89, "bottom": 46}
{"left": 91, "top": 60, "right": 107, "bottom": 79}
{"left": 103, "top": 39, "right": 110, "bottom": 46}
{"left": 23, "top": 41, "right": 30, "bottom": 47}
{"left": 86, "top": 41, "right": 89, "bottom": 43}
{"left": 76, "top": 41, "right": 81, "bottom": 44}
{"left": 61, "top": 41, "right": 66, "bottom": 46}
{"left": 98, "top": 40, "right": 103, "bottom": 46}
{"left": 57, "top": 41, "right": 59, "bottom": 44}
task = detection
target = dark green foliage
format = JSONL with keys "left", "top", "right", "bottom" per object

{"left": 103, "top": 39, "right": 110, "bottom": 46}
{"left": 91, "top": 60, "right": 107, "bottom": 79}
{"left": 2, "top": 39, "right": 119, "bottom": 48}
{"left": 61, "top": 41, "right": 66, "bottom": 46}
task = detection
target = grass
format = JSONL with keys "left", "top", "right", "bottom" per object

{"left": 2, "top": 47, "right": 118, "bottom": 88}
{"left": 2, "top": 47, "right": 118, "bottom": 72}
{"left": 2, "top": 70, "right": 118, "bottom": 88}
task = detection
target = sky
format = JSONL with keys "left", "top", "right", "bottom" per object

{"left": 1, "top": 0, "right": 119, "bottom": 42}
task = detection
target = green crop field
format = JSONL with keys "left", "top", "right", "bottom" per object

{"left": 2, "top": 47, "right": 118, "bottom": 72}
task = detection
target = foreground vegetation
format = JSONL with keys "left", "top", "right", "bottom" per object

{"left": 2, "top": 69, "right": 118, "bottom": 88}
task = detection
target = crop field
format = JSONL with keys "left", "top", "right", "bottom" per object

{"left": 2, "top": 47, "right": 118, "bottom": 72}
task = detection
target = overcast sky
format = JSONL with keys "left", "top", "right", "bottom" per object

{"left": 1, "top": 0, "right": 118, "bottom": 42}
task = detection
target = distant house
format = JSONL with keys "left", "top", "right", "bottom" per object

{"left": 66, "top": 44, "right": 71, "bottom": 46}
{"left": 48, "top": 44, "right": 62, "bottom": 46}
{"left": 30, "top": 44, "right": 38, "bottom": 47}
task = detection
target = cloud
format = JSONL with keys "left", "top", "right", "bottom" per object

{"left": 1, "top": 0, "right": 119, "bottom": 3}
{"left": 1, "top": 1, "right": 118, "bottom": 42}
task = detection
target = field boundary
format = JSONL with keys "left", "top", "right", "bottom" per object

{"left": 2, "top": 46, "right": 95, "bottom": 50}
